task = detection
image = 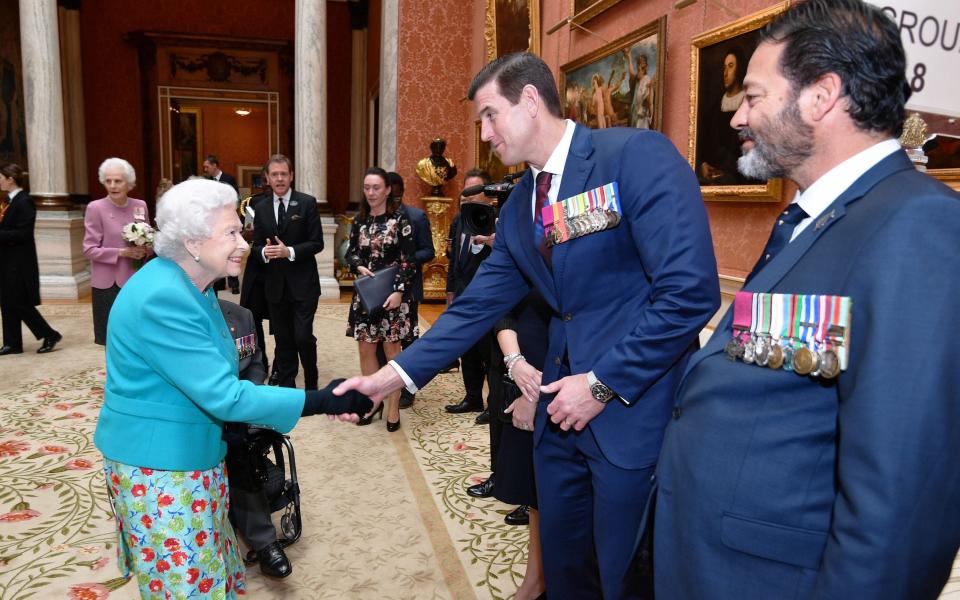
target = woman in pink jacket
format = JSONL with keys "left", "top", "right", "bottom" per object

{"left": 83, "top": 157, "right": 152, "bottom": 345}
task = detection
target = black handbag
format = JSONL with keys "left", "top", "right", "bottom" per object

{"left": 354, "top": 264, "right": 399, "bottom": 314}
{"left": 497, "top": 375, "right": 523, "bottom": 424}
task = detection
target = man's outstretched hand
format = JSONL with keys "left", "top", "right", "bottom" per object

{"left": 333, "top": 365, "right": 406, "bottom": 420}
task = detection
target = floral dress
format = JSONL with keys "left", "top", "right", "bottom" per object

{"left": 345, "top": 209, "right": 418, "bottom": 343}
{"left": 103, "top": 459, "right": 246, "bottom": 599}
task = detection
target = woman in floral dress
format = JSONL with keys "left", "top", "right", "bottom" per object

{"left": 345, "top": 167, "right": 418, "bottom": 432}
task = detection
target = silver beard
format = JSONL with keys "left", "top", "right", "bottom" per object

{"left": 737, "top": 99, "right": 813, "bottom": 181}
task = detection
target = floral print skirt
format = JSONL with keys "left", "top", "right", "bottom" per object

{"left": 103, "top": 458, "right": 246, "bottom": 599}
{"left": 346, "top": 290, "right": 419, "bottom": 343}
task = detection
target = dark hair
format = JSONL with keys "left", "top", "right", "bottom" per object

{"left": 464, "top": 168, "right": 492, "bottom": 185}
{"left": 0, "top": 162, "right": 27, "bottom": 187}
{"left": 359, "top": 166, "right": 399, "bottom": 220}
{"left": 386, "top": 171, "right": 404, "bottom": 200}
{"left": 723, "top": 46, "right": 747, "bottom": 89}
{"left": 467, "top": 52, "right": 562, "bottom": 118}
{"left": 264, "top": 154, "right": 293, "bottom": 173}
{"left": 761, "top": 0, "right": 910, "bottom": 136}
{"left": 203, "top": 154, "right": 220, "bottom": 166}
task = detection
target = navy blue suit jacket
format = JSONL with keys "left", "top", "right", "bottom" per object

{"left": 654, "top": 149, "right": 960, "bottom": 599}
{"left": 400, "top": 203, "right": 434, "bottom": 302}
{"left": 396, "top": 125, "right": 719, "bottom": 468}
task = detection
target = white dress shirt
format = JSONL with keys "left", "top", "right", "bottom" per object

{"left": 261, "top": 189, "right": 296, "bottom": 262}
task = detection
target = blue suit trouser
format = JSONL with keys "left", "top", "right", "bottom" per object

{"left": 534, "top": 412, "right": 654, "bottom": 599}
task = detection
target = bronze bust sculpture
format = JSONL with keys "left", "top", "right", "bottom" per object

{"left": 415, "top": 137, "right": 458, "bottom": 196}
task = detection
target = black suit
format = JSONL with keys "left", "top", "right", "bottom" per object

{"left": 446, "top": 212, "right": 493, "bottom": 405}
{"left": 251, "top": 190, "right": 324, "bottom": 389}
{"left": 0, "top": 191, "right": 57, "bottom": 350}
{"left": 239, "top": 193, "right": 273, "bottom": 370}
{"left": 216, "top": 171, "right": 239, "bottom": 194}
{"left": 219, "top": 299, "right": 279, "bottom": 551}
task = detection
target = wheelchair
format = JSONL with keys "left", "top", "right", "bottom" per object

{"left": 224, "top": 424, "right": 303, "bottom": 561}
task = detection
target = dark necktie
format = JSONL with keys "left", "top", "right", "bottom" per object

{"left": 459, "top": 232, "right": 471, "bottom": 267}
{"left": 745, "top": 202, "right": 809, "bottom": 283}
{"left": 533, "top": 171, "right": 553, "bottom": 266}
{"left": 277, "top": 198, "right": 286, "bottom": 226}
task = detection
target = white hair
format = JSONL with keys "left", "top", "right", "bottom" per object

{"left": 97, "top": 157, "right": 137, "bottom": 187}
{"left": 153, "top": 179, "right": 237, "bottom": 261}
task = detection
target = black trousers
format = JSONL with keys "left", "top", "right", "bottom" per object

{"left": 1, "top": 301, "right": 56, "bottom": 350}
{"left": 229, "top": 485, "right": 277, "bottom": 551}
{"left": 460, "top": 331, "right": 492, "bottom": 404}
{"left": 268, "top": 291, "right": 319, "bottom": 389}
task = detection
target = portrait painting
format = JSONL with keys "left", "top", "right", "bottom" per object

{"left": 486, "top": 0, "right": 540, "bottom": 61}
{"left": 171, "top": 107, "right": 203, "bottom": 183}
{"left": 688, "top": 2, "right": 790, "bottom": 201}
{"left": 0, "top": 1, "right": 28, "bottom": 168}
{"left": 560, "top": 17, "right": 666, "bottom": 132}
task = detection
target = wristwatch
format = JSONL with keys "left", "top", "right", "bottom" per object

{"left": 587, "top": 371, "right": 615, "bottom": 403}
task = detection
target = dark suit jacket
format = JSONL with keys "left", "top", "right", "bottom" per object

{"left": 217, "top": 172, "right": 239, "bottom": 194}
{"left": 654, "top": 149, "right": 960, "bottom": 599}
{"left": 396, "top": 125, "right": 720, "bottom": 469}
{"left": 218, "top": 299, "right": 265, "bottom": 384}
{"left": 400, "top": 204, "right": 434, "bottom": 302}
{"left": 445, "top": 213, "right": 493, "bottom": 297}
{"left": 0, "top": 191, "right": 41, "bottom": 307}
{"left": 251, "top": 190, "right": 324, "bottom": 303}
{"left": 239, "top": 193, "right": 272, "bottom": 314}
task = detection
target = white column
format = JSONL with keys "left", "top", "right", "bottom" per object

{"left": 295, "top": 0, "right": 338, "bottom": 297}
{"left": 20, "top": 0, "right": 68, "bottom": 203}
{"left": 295, "top": 0, "right": 327, "bottom": 210}
{"left": 20, "top": 0, "right": 89, "bottom": 300}
{"left": 379, "top": 0, "right": 399, "bottom": 171}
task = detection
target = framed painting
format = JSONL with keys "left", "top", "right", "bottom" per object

{"left": 237, "top": 164, "right": 265, "bottom": 196}
{"left": 688, "top": 2, "right": 789, "bottom": 202}
{"left": 571, "top": 0, "right": 623, "bottom": 26}
{"left": 172, "top": 106, "right": 203, "bottom": 183}
{"left": 559, "top": 16, "right": 666, "bottom": 132}
{"left": 485, "top": 0, "right": 541, "bottom": 61}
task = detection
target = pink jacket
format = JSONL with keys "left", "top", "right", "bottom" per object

{"left": 83, "top": 197, "right": 152, "bottom": 289}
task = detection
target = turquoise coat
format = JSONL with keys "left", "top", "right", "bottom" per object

{"left": 94, "top": 257, "right": 304, "bottom": 470}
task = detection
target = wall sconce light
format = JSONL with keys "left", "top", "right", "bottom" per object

{"left": 235, "top": 108, "right": 251, "bottom": 116}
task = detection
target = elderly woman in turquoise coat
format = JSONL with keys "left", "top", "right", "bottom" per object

{"left": 93, "top": 178, "right": 371, "bottom": 599}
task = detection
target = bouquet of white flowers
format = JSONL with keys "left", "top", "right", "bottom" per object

{"left": 121, "top": 222, "right": 155, "bottom": 246}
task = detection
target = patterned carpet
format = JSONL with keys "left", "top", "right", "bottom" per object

{"left": 1, "top": 302, "right": 958, "bottom": 599}
{"left": 0, "top": 303, "right": 533, "bottom": 600}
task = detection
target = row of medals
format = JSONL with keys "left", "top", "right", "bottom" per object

{"left": 725, "top": 333, "right": 841, "bottom": 379}
{"left": 546, "top": 209, "right": 621, "bottom": 247}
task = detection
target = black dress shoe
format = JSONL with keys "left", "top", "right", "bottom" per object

{"left": 444, "top": 398, "right": 483, "bottom": 414}
{"left": 257, "top": 541, "right": 292, "bottom": 578}
{"left": 504, "top": 505, "right": 530, "bottom": 526}
{"left": 474, "top": 409, "right": 490, "bottom": 425}
{"left": 466, "top": 477, "right": 495, "bottom": 498}
{"left": 0, "top": 346, "right": 23, "bottom": 356}
{"left": 399, "top": 390, "right": 415, "bottom": 409}
{"left": 268, "top": 369, "right": 280, "bottom": 386}
{"left": 37, "top": 332, "right": 62, "bottom": 354}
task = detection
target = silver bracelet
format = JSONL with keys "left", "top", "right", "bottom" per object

{"left": 503, "top": 352, "right": 522, "bottom": 366}
{"left": 506, "top": 354, "right": 525, "bottom": 381}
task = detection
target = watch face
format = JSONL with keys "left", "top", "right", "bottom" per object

{"left": 591, "top": 382, "right": 613, "bottom": 402}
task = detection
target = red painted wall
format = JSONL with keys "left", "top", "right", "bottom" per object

{"left": 195, "top": 103, "right": 269, "bottom": 186}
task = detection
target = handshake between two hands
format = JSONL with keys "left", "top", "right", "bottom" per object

{"left": 301, "top": 379, "right": 374, "bottom": 423}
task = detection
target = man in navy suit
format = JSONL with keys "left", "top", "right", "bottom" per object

{"left": 651, "top": 1, "right": 960, "bottom": 598}
{"left": 338, "top": 52, "right": 719, "bottom": 598}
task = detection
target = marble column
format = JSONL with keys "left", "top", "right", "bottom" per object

{"left": 19, "top": 0, "right": 89, "bottom": 299}
{"left": 379, "top": 0, "right": 399, "bottom": 172}
{"left": 295, "top": 0, "right": 338, "bottom": 298}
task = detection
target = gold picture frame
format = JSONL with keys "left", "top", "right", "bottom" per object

{"left": 688, "top": 1, "right": 789, "bottom": 202}
{"left": 559, "top": 16, "right": 666, "bottom": 132}
{"left": 571, "top": 0, "right": 623, "bottom": 26}
{"left": 485, "top": 0, "right": 541, "bottom": 62}
{"left": 931, "top": 168, "right": 960, "bottom": 192}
